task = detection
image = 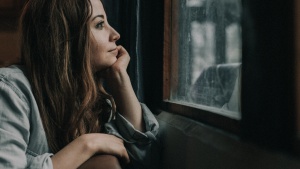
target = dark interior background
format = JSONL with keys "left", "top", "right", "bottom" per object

{"left": 0, "top": 0, "right": 298, "bottom": 160}
{"left": 103, "top": 0, "right": 298, "bottom": 155}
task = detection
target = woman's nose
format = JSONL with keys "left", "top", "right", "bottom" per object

{"left": 110, "top": 26, "right": 120, "bottom": 42}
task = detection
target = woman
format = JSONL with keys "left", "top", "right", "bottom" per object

{"left": 0, "top": 0, "right": 160, "bottom": 168}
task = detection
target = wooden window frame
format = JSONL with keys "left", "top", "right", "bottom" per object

{"left": 162, "top": 0, "right": 240, "bottom": 134}
{"left": 162, "top": 0, "right": 299, "bottom": 154}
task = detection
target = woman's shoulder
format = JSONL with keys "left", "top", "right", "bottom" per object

{"left": 0, "top": 64, "right": 26, "bottom": 76}
{"left": 0, "top": 65, "right": 32, "bottom": 102}
{"left": 0, "top": 64, "right": 28, "bottom": 82}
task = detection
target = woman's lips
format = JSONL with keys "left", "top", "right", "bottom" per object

{"left": 109, "top": 48, "right": 118, "bottom": 55}
{"left": 108, "top": 48, "right": 117, "bottom": 52}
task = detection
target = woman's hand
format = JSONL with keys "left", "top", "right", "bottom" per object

{"left": 99, "top": 46, "right": 145, "bottom": 132}
{"left": 100, "top": 45, "right": 130, "bottom": 86}
{"left": 51, "top": 133, "right": 129, "bottom": 169}
{"left": 110, "top": 46, "right": 130, "bottom": 75}
{"left": 82, "top": 133, "right": 129, "bottom": 164}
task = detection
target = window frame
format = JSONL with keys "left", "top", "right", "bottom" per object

{"left": 162, "top": 0, "right": 241, "bottom": 134}
{"left": 162, "top": 0, "right": 299, "bottom": 153}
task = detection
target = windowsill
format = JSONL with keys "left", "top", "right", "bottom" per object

{"left": 164, "top": 100, "right": 241, "bottom": 120}
{"left": 160, "top": 100, "right": 241, "bottom": 134}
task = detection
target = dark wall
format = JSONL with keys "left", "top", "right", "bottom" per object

{"left": 103, "top": 0, "right": 164, "bottom": 112}
{"left": 139, "top": 0, "right": 164, "bottom": 111}
{"left": 241, "top": 0, "right": 296, "bottom": 152}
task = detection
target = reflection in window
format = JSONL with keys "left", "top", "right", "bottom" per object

{"left": 170, "top": 0, "right": 242, "bottom": 119}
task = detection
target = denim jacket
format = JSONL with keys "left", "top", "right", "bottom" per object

{"left": 0, "top": 65, "right": 160, "bottom": 169}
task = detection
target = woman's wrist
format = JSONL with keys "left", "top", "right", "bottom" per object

{"left": 109, "top": 68, "right": 130, "bottom": 87}
{"left": 51, "top": 134, "right": 98, "bottom": 169}
{"left": 79, "top": 134, "right": 98, "bottom": 155}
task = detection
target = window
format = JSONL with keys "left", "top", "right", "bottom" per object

{"left": 164, "top": 0, "right": 242, "bottom": 129}
{"left": 163, "top": 0, "right": 298, "bottom": 150}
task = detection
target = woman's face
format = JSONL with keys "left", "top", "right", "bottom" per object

{"left": 89, "top": 0, "right": 120, "bottom": 72}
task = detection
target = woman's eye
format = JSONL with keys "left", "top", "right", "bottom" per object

{"left": 96, "top": 21, "right": 104, "bottom": 29}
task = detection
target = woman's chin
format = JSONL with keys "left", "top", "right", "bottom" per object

{"left": 93, "top": 63, "right": 115, "bottom": 75}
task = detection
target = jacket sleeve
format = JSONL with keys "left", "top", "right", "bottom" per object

{"left": 104, "top": 103, "right": 161, "bottom": 169}
{"left": 0, "top": 80, "right": 53, "bottom": 169}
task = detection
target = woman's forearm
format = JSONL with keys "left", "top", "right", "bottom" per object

{"left": 109, "top": 70, "right": 144, "bottom": 132}
{"left": 104, "top": 46, "right": 145, "bottom": 132}
{"left": 51, "top": 134, "right": 129, "bottom": 169}
{"left": 78, "top": 155, "right": 122, "bottom": 169}
{"left": 51, "top": 135, "right": 95, "bottom": 169}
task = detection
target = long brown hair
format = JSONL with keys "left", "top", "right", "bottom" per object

{"left": 20, "top": 0, "right": 115, "bottom": 153}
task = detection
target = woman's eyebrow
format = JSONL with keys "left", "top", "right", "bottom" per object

{"left": 92, "top": 15, "right": 104, "bottom": 21}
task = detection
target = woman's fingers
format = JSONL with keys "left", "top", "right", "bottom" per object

{"left": 86, "top": 133, "right": 130, "bottom": 164}
{"left": 116, "top": 46, "right": 128, "bottom": 58}
{"left": 112, "top": 45, "right": 130, "bottom": 71}
{"left": 97, "top": 45, "right": 130, "bottom": 79}
{"left": 105, "top": 135, "right": 130, "bottom": 164}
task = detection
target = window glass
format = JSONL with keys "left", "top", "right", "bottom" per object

{"left": 169, "top": 0, "right": 242, "bottom": 119}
